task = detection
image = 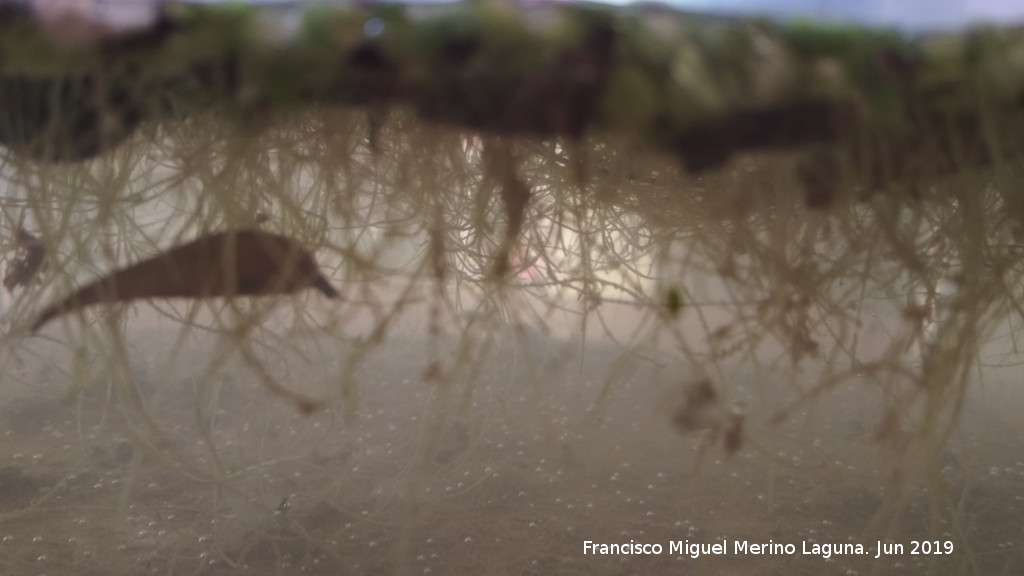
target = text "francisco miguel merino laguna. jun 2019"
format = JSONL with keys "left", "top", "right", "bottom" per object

{"left": 583, "top": 539, "right": 954, "bottom": 559}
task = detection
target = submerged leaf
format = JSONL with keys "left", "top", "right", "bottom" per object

{"left": 32, "top": 229, "right": 338, "bottom": 331}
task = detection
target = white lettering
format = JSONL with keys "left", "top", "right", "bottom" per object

{"left": 734, "top": 540, "right": 795, "bottom": 554}
{"left": 668, "top": 540, "right": 726, "bottom": 558}
{"left": 583, "top": 540, "right": 662, "bottom": 554}
{"left": 803, "top": 541, "right": 865, "bottom": 558}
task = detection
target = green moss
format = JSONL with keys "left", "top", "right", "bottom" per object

{"left": 0, "top": 1, "right": 1022, "bottom": 174}
{"left": 785, "top": 19, "right": 906, "bottom": 58}
{"left": 600, "top": 67, "right": 660, "bottom": 132}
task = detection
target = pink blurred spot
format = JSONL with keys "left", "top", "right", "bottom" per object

{"left": 31, "top": 0, "right": 160, "bottom": 47}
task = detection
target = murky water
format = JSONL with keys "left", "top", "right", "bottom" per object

{"left": 1, "top": 307, "right": 1021, "bottom": 576}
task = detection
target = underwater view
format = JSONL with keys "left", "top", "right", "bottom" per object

{"left": 3, "top": 303, "right": 1023, "bottom": 575}
{"left": 2, "top": 0, "right": 1024, "bottom": 575}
